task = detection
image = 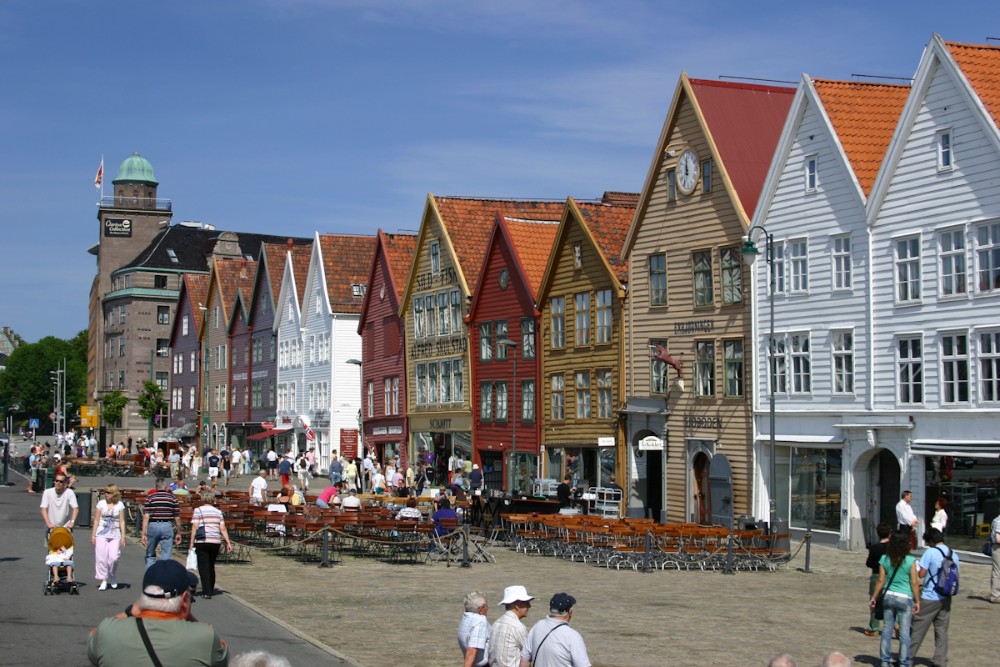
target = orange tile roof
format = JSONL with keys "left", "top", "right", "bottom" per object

{"left": 813, "top": 79, "right": 910, "bottom": 196}
{"left": 381, "top": 231, "right": 417, "bottom": 302}
{"left": 214, "top": 258, "right": 257, "bottom": 321}
{"left": 183, "top": 273, "right": 210, "bottom": 316}
{"left": 433, "top": 197, "right": 567, "bottom": 290}
{"left": 262, "top": 241, "right": 312, "bottom": 309}
{"left": 318, "top": 234, "right": 376, "bottom": 314}
{"left": 574, "top": 199, "right": 636, "bottom": 283}
{"left": 946, "top": 41, "right": 1000, "bottom": 129}
{"left": 689, "top": 79, "right": 795, "bottom": 218}
{"left": 504, "top": 218, "right": 560, "bottom": 298}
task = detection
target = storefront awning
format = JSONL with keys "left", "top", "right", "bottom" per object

{"left": 247, "top": 428, "right": 288, "bottom": 441}
{"left": 755, "top": 435, "right": 844, "bottom": 445}
{"left": 910, "top": 439, "right": 1000, "bottom": 458}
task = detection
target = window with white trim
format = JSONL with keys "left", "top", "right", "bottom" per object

{"left": 790, "top": 333, "right": 811, "bottom": 394}
{"left": 789, "top": 240, "right": 808, "bottom": 292}
{"left": 769, "top": 335, "right": 787, "bottom": 394}
{"left": 480, "top": 381, "right": 493, "bottom": 421}
{"left": 980, "top": 332, "right": 1000, "bottom": 403}
{"left": 940, "top": 229, "right": 967, "bottom": 296}
{"left": 666, "top": 169, "right": 677, "bottom": 202}
{"left": 522, "top": 379, "right": 535, "bottom": 423}
{"left": 941, "top": 333, "right": 969, "bottom": 404}
{"left": 772, "top": 243, "right": 786, "bottom": 294}
{"left": 576, "top": 371, "right": 591, "bottom": 418}
{"left": 937, "top": 130, "right": 953, "bottom": 171}
{"left": 424, "top": 295, "right": 436, "bottom": 337}
{"left": 832, "top": 235, "right": 852, "bottom": 290}
{"left": 450, "top": 289, "right": 462, "bottom": 332}
{"left": 694, "top": 341, "right": 715, "bottom": 397}
{"left": 701, "top": 159, "right": 712, "bottom": 194}
{"left": 439, "top": 360, "right": 451, "bottom": 403}
{"left": 596, "top": 289, "right": 612, "bottom": 343}
{"left": 521, "top": 318, "right": 535, "bottom": 360}
{"left": 897, "top": 337, "right": 923, "bottom": 404}
{"left": 495, "top": 381, "right": 508, "bottom": 422}
{"left": 551, "top": 297, "right": 565, "bottom": 349}
{"left": 976, "top": 222, "right": 1000, "bottom": 292}
{"left": 723, "top": 340, "right": 743, "bottom": 398}
{"left": 437, "top": 292, "right": 449, "bottom": 336}
{"left": 495, "top": 320, "right": 509, "bottom": 360}
{"left": 367, "top": 381, "right": 374, "bottom": 417}
{"left": 479, "top": 322, "right": 492, "bottom": 361}
{"left": 895, "top": 237, "right": 921, "bottom": 302}
{"left": 575, "top": 292, "right": 590, "bottom": 346}
{"left": 804, "top": 155, "right": 818, "bottom": 192}
{"left": 551, "top": 374, "right": 565, "bottom": 420}
{"left": 832, "top": 330, "right": 854, "bottom": 394}
{"left": 413, "top": 299, "right": 424, "bottom": 338}
{"left": 427, "top": 361, "right": 438, "bottom": 403}
{"left": 597, "top": 369, "right": 612, "bottom": 418}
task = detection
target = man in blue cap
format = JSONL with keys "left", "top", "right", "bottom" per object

{"left": 520, "top": 592, "right": 590, "bottom": 667}
{"left": 87, "top": 559, "right": 228, "bottom": 666}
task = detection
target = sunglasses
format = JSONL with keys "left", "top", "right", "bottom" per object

{"left": 54, "top": 479, "right": 67, "bottom": 483}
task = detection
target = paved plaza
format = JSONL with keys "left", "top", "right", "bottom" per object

{"left": 2, "top": 450, "right": 995, "bottom": 666}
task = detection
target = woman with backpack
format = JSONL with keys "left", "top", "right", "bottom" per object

{"left": 869, "top": 529, "right": 921, "bottom": 667}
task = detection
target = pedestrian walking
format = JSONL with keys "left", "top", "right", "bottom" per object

{"left": 521, "top": 593, "right": 591, "bottom": 667}
{"left": 458, "top": 590, "right": 490, "bottom": 667}
{"left": 489, "top": 585, "right": 534, "bottom": 667}
{"left": 990, "top": 510, "right": 1000, "bottom": 604}
{"left": 92, "top": 484, "right": 126, "bottom": 590}
{"left": 189, "top": 489, "right": 232, "bottom": 599}
{"left": 864, "top": 523, "right": 892, "bottom": 636}
{"left": 869, "top": 529, "right": 921, "bottom": 667}
{"left": 141, "top": 477, "right": 182, "bottom": 568}
{"left": 910, "top": 528, "right": 959, "bottom": 666}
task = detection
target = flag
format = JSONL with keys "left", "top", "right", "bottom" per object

{"left": 94, "top": 159, "right": 103, "bottom": 190}
{"left": 305, "top": 426, "right": 316, "bottom": 442}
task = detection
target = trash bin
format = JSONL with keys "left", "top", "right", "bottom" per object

{"left": 76, "top": 491, "right": 93, "bottom": 528}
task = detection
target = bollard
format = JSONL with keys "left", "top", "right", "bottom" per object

{"left": 722, "top": 532, "right": 736, "bottom": 575}
{"left": 460, "top": 524, "right": 471, "bottom": 568}
{"left": 318, "top": 525, "right": 332, "bottom": 568}
{"left": 803, "top": 531, "right": 813, "bottom": 573}
{"left": 642, "top": 531, "right": 652, "bottom": 573}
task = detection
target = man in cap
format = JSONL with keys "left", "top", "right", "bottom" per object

{"left": 340, "top": 487, "right": 362, "bottom": 510}
{"left": 458, "top": 590, "right": 490, "bottom": 667}
{"left": 87, "top": 559, "right": 228, "bottom": 666}
{"left": 490, "top": 585, "right": 534, "bottom": 667}
{"left": 520, "top": 593, "right": 590, "bottom": 667}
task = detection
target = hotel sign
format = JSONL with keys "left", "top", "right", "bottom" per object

{"left": 104, "top": 218, "right": 133, "bottom": 238}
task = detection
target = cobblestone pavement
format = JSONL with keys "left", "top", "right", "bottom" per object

{"left": 14, "top": 456, "right": 994, "bottom": 667}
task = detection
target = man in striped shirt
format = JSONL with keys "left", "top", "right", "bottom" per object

{"left": 142, "top": 477, "right": 181, "bottom": 568}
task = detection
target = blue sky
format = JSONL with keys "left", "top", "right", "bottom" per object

{"left": 0, "top": 1, "right": 994, "bottom": 343}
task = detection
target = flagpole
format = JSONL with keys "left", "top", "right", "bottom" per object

{"left": 100, "top": 154, "right": 104, "bottom": 201}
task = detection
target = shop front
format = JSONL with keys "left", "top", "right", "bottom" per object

{"left": 543, "top": 440, "right": 616, "bottom": 494}
{"left": 364, "top": 421, "right": 408, "bottom": 471}
{"left": 409, "top": 414, "right": 472, "bottom": 488}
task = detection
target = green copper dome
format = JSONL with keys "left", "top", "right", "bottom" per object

{"left": 112, "top": 152, "right": 158, "bottom": 185}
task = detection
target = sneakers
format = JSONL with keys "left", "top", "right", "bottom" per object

{"left": 863, "top": 629, "right": 879, "bottom": 637}
{"left": 98, "top": 580, "right": 108, "bottom": 591}
{"left": 109, "top": 577, "right": 118, "bottom": 589}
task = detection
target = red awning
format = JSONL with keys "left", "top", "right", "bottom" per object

{"left": 247, "top": 428, "right": 288, "bottom": 441}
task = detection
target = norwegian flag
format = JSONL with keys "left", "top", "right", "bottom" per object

{"left": 94, "top": 159, "right": 103, "bottom": 190}
{"left": 305, "top": 426, "right": 316, "bottom": 442}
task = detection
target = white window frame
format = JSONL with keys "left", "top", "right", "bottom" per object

{"left": 804, "top": 155, "right": 818, "bottom": 192}
{"left": 789, "top": 333, "right": 811, "bottom": 394}
{"left": 975, "top": 221, "right": 1000, "bottom": 293}
{"left": 895, "top": 236, "right": 922, "bottom": 303}
{"left": 896, "top": 336, "right": 923, "bottom": 405}
{"left": 789, "top": 239, "right": 809, "bottom": 293}
{"left": 979, "top": 331, "right": 1000, "bottom": 403}
{"left": 832, "top": 330, "right": 855, "bottom": 394}
{"left": 940, "top": 332, "right": 969, "bottom": 404}
{"left": 939, "top": 227, "right": 967, "bottom": 297}
{"left": 521, "top": 379, "right": 535, "bottom": 423}
{"left": 832, "top": 235, "right": 852, "bottom": 290}
{"left": 936, "top": 129, "right": 953, "bottom": 171}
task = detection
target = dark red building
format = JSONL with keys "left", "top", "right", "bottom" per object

{"left": 468, "top": 213, "right": 559, "bottom": 493}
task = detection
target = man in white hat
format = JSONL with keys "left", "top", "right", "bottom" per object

{"left": 489, "top": 585, "right": 534, "bottom": 667}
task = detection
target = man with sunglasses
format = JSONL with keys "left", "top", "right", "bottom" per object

{"left": 40, "top": 474, "right": 79, "bottom": 534}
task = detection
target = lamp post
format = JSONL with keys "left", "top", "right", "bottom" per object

{"left": 200, "top": 304, "right": 209, "bottom": 451}
{"left": 742, "top": 226, "right": 777, "bottom": 530}
{"left": 498, "top": 339, "right": 518, "bottom": 494}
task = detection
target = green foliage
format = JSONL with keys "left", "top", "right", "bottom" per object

{"left": 101, "top": 390, "right": 129, "bottom": 443}
{"left": 137, "top": 381, "right": 167, "bottom": 423}
{"left": 0, "top": 331, "right": 87, "bottom": 431}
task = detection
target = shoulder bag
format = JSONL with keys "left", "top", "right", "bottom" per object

{"left": 529, "top": 622, "right": 567, "bottom": 667}
{"left": 873, "top": 562, "right": 901, "bottom": 621}
{"left": 135, "top": 618, "right": 164, "bottom": 667}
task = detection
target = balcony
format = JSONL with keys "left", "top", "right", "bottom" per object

{"left": 99, "top": 196, "right": 172, "bottom": 212}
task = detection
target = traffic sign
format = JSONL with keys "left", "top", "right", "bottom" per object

{"left": 29, "top": 419, "right": 40, "bottom": 429}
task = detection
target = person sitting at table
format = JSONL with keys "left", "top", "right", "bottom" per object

{"left": 273, "top": 488, "right": 291, "bottom": 511}
{"left": 288, "top": 485, "right": 305, "bottom": 507}
{"left": 340, "top": 488, "right": 362, "bottom": 511}
{"left": 396, "top": 496, "right": 423, "bottom": 521}
{"left": 316, "top": 484, "right": 338, "bottom": 509}
{"left": 432, "top": 497, "right": 459, "bottom": 537}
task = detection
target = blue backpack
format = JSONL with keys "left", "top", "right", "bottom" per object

{"left": 931, "top": 546, "right": 959, "bottom": 597}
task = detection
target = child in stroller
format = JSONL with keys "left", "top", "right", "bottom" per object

{"left": 45, "top": 526, "right": 79, "bottom": 595}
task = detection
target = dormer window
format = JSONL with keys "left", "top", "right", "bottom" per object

{"left": 352, "top": 283, "right": 366, "bottom": 298}
{"left": 805, "top": 155, "right": 818, "bottom": 192}
{"left": 167, "top": 249, "right": 178, "bottom": 264}
{"left": 937, "top": 130, "right": 953, "bottom": 171}
{"left": 430, "top": 241, "right": 441, "bottom": 275}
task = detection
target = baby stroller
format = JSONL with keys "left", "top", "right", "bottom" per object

{"left": 44, "top": 527, "right": 79, "bottom": 595}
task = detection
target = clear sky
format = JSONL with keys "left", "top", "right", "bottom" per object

{"left": 0, "top": 1, "right": 995, "bottom": 343}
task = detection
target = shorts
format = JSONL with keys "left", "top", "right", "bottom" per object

{"left": 208, "top": 467, "right": 219, "bottom": 479}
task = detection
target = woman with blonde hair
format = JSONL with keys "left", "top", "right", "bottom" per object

{"left": 189, "top": 489, "right": 232, "bottom": 599}
{"left": 91, "top": 483, "right": 126, "bottom": 590}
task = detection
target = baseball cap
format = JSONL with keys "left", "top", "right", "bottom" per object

{"left": 142, "top": 559, "right": 197, "bottom": 599}
{"left": 549, "top": 592, "right": 576, "bottom": 613}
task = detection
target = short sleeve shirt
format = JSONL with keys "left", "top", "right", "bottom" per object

{"left": 918, "top": 545, "right": 959, "bottom": 601}
{"left": 521, "top": 616, "right": 591, "bottom": 667}
{"left": 458, "top": 612, "right": 490, "bottom": 667}
{"left": 41, "top": 488, "right": 79, "bottom": 526}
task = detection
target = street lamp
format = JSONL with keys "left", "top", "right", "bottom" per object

{"left": 742, "top": 225, "right": 778, "bottom": 530}
{"left": 498, "top": 339, "right": 518, "bottom": 494}
{"left": 199, "top": 304, "right": 209, "bottom": 450}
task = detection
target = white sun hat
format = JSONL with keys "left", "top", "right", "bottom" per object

{"left": 498, "top": 585, "right": 535, "bottom": 605}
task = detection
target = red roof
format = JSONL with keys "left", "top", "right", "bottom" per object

{"left": 504, "top": 218, "right": 560, "bottom": 298}
{"left": 573, "top": 199, "right": 636, "bottom": 283}
{"left": 183, "top": 273, "right": 210, "bottom": 316}
{"left": 946, "top": 41, "right": 1000, "bottom": 129}
{"left": 689, "top": 79, "right": 795, "bottom": 218}
{"left": 213, "top": 258, "right": 257, "bottom": 323}
{"left": 263, "top": 241, "right": 312, "bottom": 309}
{"left": 433, "top": 197, "right": 567, "bottom": 291}
{"left": 813, "top": 79, "right": 910, "bottom": 196}
{"left": 317, "top": 234, "right": 376, "bottom": 314}
{"left": 381, "top": 231, "right": 418, "bottom": 302}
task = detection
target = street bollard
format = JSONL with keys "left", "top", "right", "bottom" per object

{"left": 642, "top": 531, "right": 652, "bottom": 573}
{"left": 722, "top": 532, "right": 736, "bottom": 575}
{"left": 319, "top": 525, "right": 332, "bottom": 568}
{"left": 460, "top": 524, "right": 471, "bottom": 568}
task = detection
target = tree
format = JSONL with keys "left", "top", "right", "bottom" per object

{"left": 0, "top": 332, "right": 87, "bottom": 432}
{"left": 137, "top": 381, "right": 167, "bottom": 444}
{"left": 101, "top": 390, "right": 129, "bottom": 445}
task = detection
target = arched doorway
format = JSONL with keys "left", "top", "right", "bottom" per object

{"left": 865, "top": 448, "right": 900, "bottom": 546}
{"left": 632, "top": 430, "right": 665, "bottom": 522}
{"left": 692, "top": 452, "right": 711, "bottom": 524}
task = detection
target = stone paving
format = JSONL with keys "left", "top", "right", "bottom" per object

{"left": 8, "top": 448, "right": 995, "bottom": 667}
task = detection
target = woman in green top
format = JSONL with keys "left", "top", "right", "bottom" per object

{"left": 869, "top": 529, "right": 921, "bottom": 667}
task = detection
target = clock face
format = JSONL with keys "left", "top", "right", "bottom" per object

{"left": 677, "top": 149, "right": 699, "bottom": 194}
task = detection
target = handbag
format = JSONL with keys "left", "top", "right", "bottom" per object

{"left": 194, "top": 508, "right": 206, "bottom": 542}
{"left": 185, "top": 548, "right": 198, "bottom": 571}
{"left": 873, "top": 562, "right": 902, "bottom": 621}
